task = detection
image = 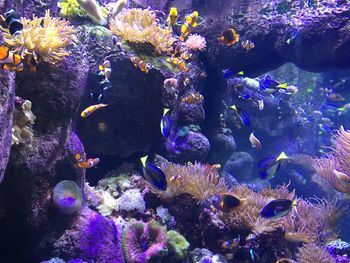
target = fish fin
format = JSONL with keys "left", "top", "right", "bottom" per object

{"left": 237, "top": 71, "right": 244, "bottom": 75}
{"left": 277, "top": 83, "right": 288, "bottom": 89}
{"left": 140, "top": 155, "right": 148, "bottom": 167}
{"left": 276, "top": 151, "right": 288, "bottom": 161}
{"left": 292, "top": 198, "right": 297, "bottom": 207}
{"left": 230, "top": 105, "right": 237, "bottom": 111}
{"left": 238, "top": 109, "right": 251, "bottom": 126}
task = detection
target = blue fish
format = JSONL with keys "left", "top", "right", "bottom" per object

{"left": 258, "top": 152, "right": 288, "bottom": 180}
{"left": 233, "top": 247, "right": 256, "bottom": 262}
{"left": 160, "top": 108, "right": 172, "bottom": 138}
{"left": 230, "top": 104, "right": 251, "bottom": 126}
{"left": 223, "top": 69, "right": 244, "bottom": 79}
{"left": 260, "top": 198, "right": 297, "bottom": 219}
{"left": 321, "top": 103, "right": 346, "bottom": 115}
{"left": 140, "top": 156, "right": 167, "bottom": 191}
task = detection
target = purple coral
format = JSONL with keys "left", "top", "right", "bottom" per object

{"left": 122, "top": 220, "right": 168, "bottom": 263}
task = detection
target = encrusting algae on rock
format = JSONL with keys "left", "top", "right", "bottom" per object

{"left": 2, "top": 10, "right": 76, "bottom": 65}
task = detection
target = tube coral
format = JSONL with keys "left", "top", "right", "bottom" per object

{"left": 296, "top": 243, "right": 335, "bottom": 263}
{"left": 2, "top": 10, "right": 76, "bottom": 65}
{"left": 156, "top": 162, "right": 229, "bottom": 201}
{"left": 109, "top": 8, "right": 175, "bottom": 54}
{"left": 313, "top": 127, "right": 350, "bottom": 194}
{"left": 122, "top": 220, "right": 168, "bottom": 263}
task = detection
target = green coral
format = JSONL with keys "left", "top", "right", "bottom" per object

{"left": 59, "top": 0, "right": 87, "bottom": 17}
{"left": 166, "top": 230, "right": 190, "bottom": 260}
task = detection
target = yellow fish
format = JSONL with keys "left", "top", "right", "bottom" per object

{"left": 179, "top": 11, "right": 199, "bottom": 41}
{"left": 81, "top": 103, "right": 108, "bottom": 118}
{"left": 166, "top": 7, "right": 178, "bottom": 27}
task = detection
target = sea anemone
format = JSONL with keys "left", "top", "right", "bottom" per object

{"left": 184, "top": 34, "right": 207, "bottom": 51}
{"left": 53, "top": 180, "right": 83, "bottom": 214}
{"left": 313, "top": 127, "right": 350, "bottom": 194}
{"left": 2, "top": 10, "right": 76, "bottom": 65}
{"left": 157, "top": 162, "right": 229, "bottom": 201}
{"left": 109, "top": 8, "right": 175, "bottom": 54}
{"left": 296, "top": 243, "right": 335, "bottom": 263}
{"left": 12, "top": 98, "right": 36, "bottom": 145}
{"left": 122, "top": 220, "right": 168, "bottom": 263}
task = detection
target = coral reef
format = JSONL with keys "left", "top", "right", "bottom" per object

{"left": 109, "top": 8, "right": 175, "bottom": 54}
{"left": 122, "top": 220, "right": 167, "bottom": 263}
{"left": 2, "top": 10, "right": 76, "bottom": 65}
{"left": 76, "top": 0, "right": 108, "bottom": 25}
{"left": 58, "top": 0, "right": 87, "bottom": 18}
{"left": 296, "top": 243, "right": 335, "bottom": 263}
{"left": 313, "top": 127, "right": 350, "bottom": 194}
{"left": 117, "top": 189, "right": 145, "bottom": 213}
{"left": 184, "top": 34, "right": 207, "bottom": 52}
{"left": 166, "top": 230, "right": 190, "bottom": 260}
{"left": 156, "top": 161, "right": 228, "bottom": 201}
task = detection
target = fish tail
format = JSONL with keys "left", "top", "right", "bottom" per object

{"left": 140, "top": 155, "right": 148, "bottom": 167}
{"left": 277, "top": 83, "right": 288, "bottom": 89}
{"left": 276, "top": 151, "right": 288, "bottom": 161}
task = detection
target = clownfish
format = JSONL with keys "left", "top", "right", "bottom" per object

{"left": 219, "top": 28, "right": 240, "bottom": 46}
{"left": 241, "top": 39, "right": 255, "bottom": 51}
{"left": 130, "top": 56, "right": 152, "bottom": 73}
{"left": 80, "top": 103, "right": 108, "bottom": 118}
{"left": 2, "top": 9, "right": 23, "bottom": 36}
{"left": 0, "top": 45, "right": 23, "bottom": 71}
{"left": 77, "top": 158, "right": 100, "bottom": 169}
{"left": 181, "top": 92, "right": 203, "bottom": 104}
{"left": 179, "top": 11, "right": 199, "bottom": 41}
{"left": 98, "top": 60, "right": 111, "bottom": 84}
{"left": 166, "top": 7, "right": 178, "bottom": 28}
{"left": 167, "top": 57, "right": 190, "bottom": 72}
{"left": 180, "top": 50, "right": 193, "bottom": 61}
{"left": 74, "top": 153, "right": 84, "bottom": 163}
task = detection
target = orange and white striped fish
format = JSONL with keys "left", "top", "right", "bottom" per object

{"left": 167, "top": 57, "right": 190, "bottom": 72}
{"left": 181, "top": 92, "right": 203, "bottom": 104}
{"left": 130, "top": 56, "right": 152, "bottom": 73}
{"left": 77, "top": 158, "right": 100, "bottom": 169}
{"left": 80, "top": 103, "right": 108, "bottom": 118}
{"left": 0, "top": 45, "right": 23, "bottom": 71}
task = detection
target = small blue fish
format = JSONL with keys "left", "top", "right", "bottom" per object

{"left": 259, "top": 75, "right": 288, "bottom": 94}
{"left": 258, "top": 152, "right": 288, "bottom": 180}
{"left": 140, "top": 156, "right": 167, "bottom": 191}
{"left": 260, "top": 198, "right": 297, "bottom": 219}
{"left": 223, "top": 69, "right": 244, "bottom": 79}
{"left": 160, "top": 108, "right": 172, "bottom": 138}
{"left": 230, "top": 104, "right": 251, "bottom": 126}
{"left": 287, "top": 28, "right": 299, "bottom": 44}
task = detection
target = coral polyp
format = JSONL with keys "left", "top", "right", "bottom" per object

{"left": 2, "top": 10, "right": 76, "bottom": 65}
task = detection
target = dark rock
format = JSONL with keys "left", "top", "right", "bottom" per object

{"left": 178, "top": 102, "right": 205, "bottom": 125}
{"left": 210, "top": 132, "right": 236, "bottom": 164}
{"left": 224, "top": 151, "right": 255, "bottom": 182}
{"left": 0, "top": 71, "right": 14, "bottom": 183}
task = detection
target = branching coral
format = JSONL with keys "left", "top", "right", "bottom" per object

{"left": 313, "top": 127, "right": 350, "bottom": 194}
{"left": 156, "top": 162, "right": 228, "bottom": 201}
{"left": 184, "top": 34, "right": 207, "bottom": 51}
{"left": 2, "top": 10, "right": 76, "bottom": 65}
{"left": 122, "top": 220, "right": 168, "bottom": 263}
{"left": 109, "top": 8, "right": 175, "bottom": 54}
{"left": 296, "top": 243, "right": 335, "bottom": 263}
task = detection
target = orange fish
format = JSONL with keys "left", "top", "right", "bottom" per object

{"left": 77, "top": 158, "right": 100, "bottom": 169}
{"left": 74, "top": 153, "right": 83, "bottom": 162}
{"left": 167, "top": 57, "right": 190, "bottom": 72}
{"left": 130, "top": 56, "right": 152, "bottom": 73}
{"left": 181, "top": 92, "right": 203, "bottom": 104}
{"left": 211, "top": 164, "right": 221, "bottom": 170}
{"left": 0, "top": 45, "right": 23, "bottom": 71}
{"left": 81, "top": 104, "right": 108, "bottom": 118}
{"left": 241, "top": 39, "right": 255, "bottom": 51}
{"left": 327, "top": 93, "right": 345, "bottom": 102}
{"left": 219, "top": 28, "right": 240, "bottom": 46}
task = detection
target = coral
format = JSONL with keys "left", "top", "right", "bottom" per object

{"left": 122, "top": 220, "right": 168, "bottom": 263}
{"left": 97, "top": 190, "right": 118, "bottom": 216}
{"left": 53, "top": 180, "right": 83, "bottom": 214}
{"left": 166, "top": 230, "right": 190, "bottom": 260}
{"left": 313, "top": 127, "right": 350, "bottom": 194}
{"left": 109, "top": 8, "right": 175, "bottom": 54}
{"left": 156, "top": 206, "right": 176, "bottom": 229}
{"left": 296, "top": 243, "right": 335, "bottom": 263}
{"left": 58, "top": 0, "right": 87, "bottom": 17}
{"left": 184, "top": 34, "right": 207, "bottom": 52}
{"left": 157, "top": 161, "right": 228, "bottom": 201}
{"left": 76, "top": 0, "right": 108, "bottom": 25}
{"left": 12, "top": 97, "right": 36, "bottom": 145}
{"left": 41, "top": 258, "right": 66, "bottom": 263}
{"left": 2, "top": 10, "right": 76, "bottom": 65}
{"left": 116, "top": 189, "right": 145, "bottom": 213}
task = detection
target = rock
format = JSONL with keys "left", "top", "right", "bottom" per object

{"left": 224, "top": 151, "right": 255, "bottom": 182}
{"left": 178, "top": 102, "right": 205, "bottom": 125}
{"left": 0, "top": 71, "right": 14, "bottom": 183}
{"left": 209, "top": 132, "right": 236, "bottom": 164}
{"left": 165, "top": 131, "right": 210, "bottom": 162}
{"left": 53, "top": 207, "right": 124, "bottom": 263}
